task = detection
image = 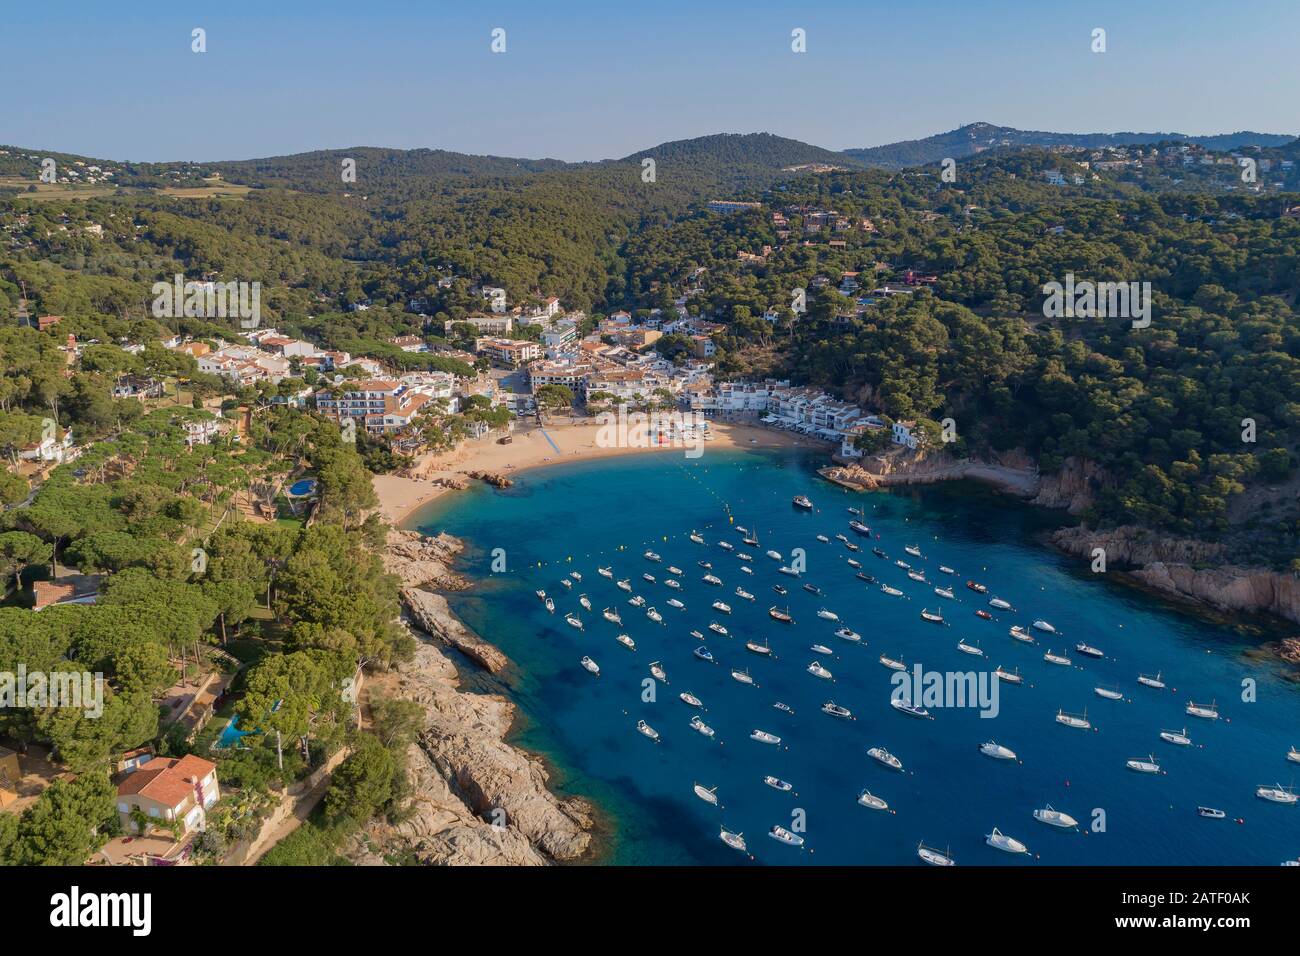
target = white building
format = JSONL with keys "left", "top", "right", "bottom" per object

{"left": 892, "top": 420, "right": 919, "bottom": 450}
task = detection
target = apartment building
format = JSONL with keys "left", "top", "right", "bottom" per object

{"left": 475, "top": 336, "right": 541, "bottom": 367}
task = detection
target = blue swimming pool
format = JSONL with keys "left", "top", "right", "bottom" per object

{"left": 287, "top": 478, "right": 318, "bottom": 497}
{"left": 215, "top": 716, "right": 250, "bottom": 749}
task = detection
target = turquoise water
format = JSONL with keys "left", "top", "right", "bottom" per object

{"left": 287, "top": 478, "right": 318, "bottom": 497}
{"left": 413, "top": 448, "right": 1300, "bottom": 866}
{"left": 216, "top": 716, "right": 251, "bottom": 749}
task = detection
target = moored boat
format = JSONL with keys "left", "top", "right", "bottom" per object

{"left": 985, "top": 827, "right": 1028, "bottom": 855}
{"left": 1138, "top": 671, "right": 1166, "bottom": 689}
{"left": 891, "top": 697, "right": 931, "bottom": 719}
{"left": 768, "top": 825, "right": 804, "bottom": 847}
{"left": 644, "top": 551, "right": 660, "bottom": 562}
{"left": 602, "top": 607, "right": 621, "bottom": 624}
{"left": 975, "top": 610, "right": 993, "bottom": 620}
{"left": 1198, "top": 806, "right": 1225, "bottom": 819}
{"left": 689, "top": 715, "right": 715, "bottom": 738}
{"left": 792, "top": 495, "right": 814, "bottom": 510}
{"left": 688, "top": 532, "right": 705, "bottom": 545}
{"left": 735, "top": 587, "right": 754, "bottom": 601}
{"left": 868, "top": 747, "right": 903, "bottom": 770}
{"left": 636, "top": 719, "right": 660, "bottom": 741}
{"left": 994, "top": 666, "right": 1023, "bottom": 685}
{"left": 649, "top": 661, "right": 667, "bottom": 682}
{"left": 702, "top": 573, "right": 722, "bottom": 585}
{"left": 1043, "top": 648, "right": 1071, "bottom": 666}
{"left": 1255, "top": 784, "right": 1297, "bottom": 804}
{"left": 1095, "top": 685, "right": 1123, "bottom": 700}
{"left": 834, "top": 626, "right": 861, "bottom": 642}
{"left": 1126, "top": 754, "right": 1162, "bottom": 774}
{"left": 1032, "top": 619, "right": 1057, "bottom": 634}
{"left": 711, "top": 600, "right": 732, "bottom": 614}
{"left": 679, "top": 690, "right": 703, "bottom": 707}
{"left": 565, "top": 613, "right": 584, "bottom": 630}
{"left": 879, "top": 653, "right": 906, "bottom": 671}
{"left": 1075, "top": 642, "right": 1103, "bottom": 659}
{"left": 980, "top": 740, "right": 1018, "bottom": 761}
{"left": 719, "top": 828, "right": 747, "bottom": 852}
{"left": 745, "top": 639, "right": 772, "bottom": 656}
{"left": 763, "top": 775, "right": 793, "bottom": 792}
{"left": 597, "top": 566, "right": 614, "bottom": 578}
{"left": 817, "top": 607, "right": 839, "bottom": 621}
{"left": 957, "top": 639, "right": 984, "bottom": 657}
{"left": 858, "top": 790, "right": 889, "bottom": 810}
{"left": 778, "top": 565, "right": 800, "bottom": 577}
{"left": 917, "top": 842, "right": 955, "bottom": 866}
{"left": 750, "top": 729, "right": 781, "bottom": 745}
{"left": 1160, "top": 727, "right": 1191, "bottom": 746}
{"left": 806, "top": 661, "right": 833, "bottom": 679}
{"left": 769, "top": 605, "right": 794, "bottom": 623}
{"left": 731, "top": 668, "right": 756, "bottom": 686}
{"left": 880, "top": 583, "right": 904, "bottom": 597}
{"left": 693, "top": 645, "right": 715, "bottom": 662}
{"left": 1033, "top": 805, "right": 1079, "bottom": 828}
{"left": 920, "top": 608, "right": 944, "bottom": 624}
{"left": 1186, "top": 699, "right": 1219, "bottom": 720}
{"left": 988, "top": 597, "right": 1012, "bottom": 610}
{"left": 616, "top": 634, "right": 636, "bottom": 651}
{"left": 822, "top": 700, "right": 852, "bottom": 719}
{"left": 966, "top": 580, "right": 988, "bottom": 594}
{"left": 810, "top": 643, "right": 834, "bottom": 655}
{"left": 580, "top": 656, "right": 599, "bottom": 675}
{"left": 1009, "top": 625, "right": 1036, "bottom": 644}
{"left": 693, "top": 783, "right": 718, "bottom": 805}
{"left": 1055, "top": 709, "right": 1090, "bottom": 730}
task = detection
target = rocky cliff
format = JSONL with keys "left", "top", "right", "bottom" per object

{"left": 347, "top": 640, "right": 594, "bottom": 865}
{"left": 384, "top": 528, "right": 470, "bottom": 590}
{"left": 401, "top": 587, "right": 511, "bottom": 674}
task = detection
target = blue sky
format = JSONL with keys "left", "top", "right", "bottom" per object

{"left": 3, "top": 0, "right": 1297, "bottom": 162}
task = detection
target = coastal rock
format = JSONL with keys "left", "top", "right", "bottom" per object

{"left": 347, "top": 639, "right": 591, "bottom": 866}
{"left": 1031, "top": 457, "right": 1106, "bottom": 515}
{"left": 384, "top": 528, "right": 469, "bottom": 590}
{"left": 463, "top": 470, "right": 513, "bottom": 489}
{"left": 821, "top": 448, "right": 1040, "bottom": 497}
{"left": 1051, "top": 526, "right": 1300, "bottom": 626}
{"left": 401, "top": 587, "right": 511, "bottom": 674}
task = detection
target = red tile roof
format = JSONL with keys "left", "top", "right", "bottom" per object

{"left": 118, "top": 754, "right": 216, "bottom": 809}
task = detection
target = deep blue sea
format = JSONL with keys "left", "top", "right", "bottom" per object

{"left": 412, "top": 446, "right": 1300, "bottom": 866}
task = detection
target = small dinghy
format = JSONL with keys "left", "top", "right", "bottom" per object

{"left": 1043, "top": 648, "right": 1071, "bottom": 666}
{"left": 679, "top": 691, "right": 703, "bottom": 707}
{"left": 750, "top": 729, "right": 781, "bottom": 745}
{"left": 768, "top": 825, "right": 804, "bottom": 847}
{"left": 917, "top": 842, "right": 955, "bottom": 866}
{"left": 822, "top": 700, "right": 852, "bottom": 719}
{"left": 693, "top": 783, "right": 718, "bottom": 805}
{"left": 1138, "top": 671, "right": 1166, "bottom": 689}
{"left": 1033, "top": 805, "right": 1078, "bottom": 828}
{"left": 649, "top": 661, "right": 668, "bottom": 683}
{"left": 693, "top": 646, "right": 715, "bottom": 662}
{"left": 1095, "top": 685, "right": 1123, "bottom": 700}
{"left": 763, "top": 775, "right": 793, "bottom": 792}
{"left": 957, "top": 639, "right": 984, "bottom": 657}
{"left": 689, "top": 716, "right": 715, "bottom": 738}
{"left": 1075, "top": 642, "right": 1103, "bottom": 659}
{"left": 1055, "top": 709, "right": 1091, "bottom": 730}
{"left": 858, "top": 790, "right": 889, "bottom": 811}
{"left": 1197, "top": 806, "right": 1225, "bottom": 819}
{"left": 985, "top": 828, "right": 1028, "bottom": 855}
{"left": 1160, "top": 727, "right": 1191, "bottom": 746}
{"left": 879, "top": 654, "right": 906, "bottom": 671}
{"left": 806, "top": 661, "right": 833, "bottom": 679}
{"left": 719, "top": 828, "right": 747, "bottom": 852}
{"left": 580, "top": 656, "right": 600, "bottom": 675}
{"left": 636, "top": 719, "right": 660, "bottom": 741}
{"left": 712, "top": 600, "right": 732, "bottom": 614}
{"left": 810, "top": 643, "right": 834, "bottom": 656}
{"left": 980, "top": 741, "right": 1017, "bottom": 761}
{"left": 868, "top": 747, "right": 903, "bottom": 770}
{"left": 1126, "top": 755, "right": 1162, "bottom": 774}
{"left": 616, "top": 634, "right": 636, "bottom": 651}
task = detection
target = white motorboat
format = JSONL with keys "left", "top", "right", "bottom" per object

{"left": 1032, "top": 619, "right": 1057, "bottom": 634}
{"left": 1095, "top": 686, "right": 1123, "bottom": 700}
{"left": 810, "top": 643, "right": 834, "bottom": 655}
{"left": 764, "top": 775, "right": 793, "bottom": 792}
{"left": 719, "top": 828, "right": 747, "bottom": 852}
{"left": 616, "top": 578, "right": 632, "bottom": 592}
{"left": 1043, "top": 648, "right": 1071, "bottom": 666}
{"left": 822, "top": 700, "right": 852, "bottom": 719}
{"left": 614, "top": 634, "right": 636, "bottom": 652}
{"left": 907, "top": 570, "right": 928, "bottom": 583}
{"left": 667, "top": 598, "right": 685, "bottom": 609}
{"left": 880, "top": 583, "right": 905, "bottom": 597}
{"left": 988, "top": 597, "right": 1012, "bottom": 610}
{"left": 569, "top": 572, "right": 582, "bottom": 582}
{"left": 649, "top": 661, "right": 668, "bottom": 682}
{"left": 917, "top": 842, "right": 955, "bottom": 866}
{"left": 980, "top": 741, "right": 1018, "bottom": 761}
{"left": 717, "top": 541, "right": 734, "bottom": 552}
{"left": 1055, "top": 709, "right": 1091, "bottom": 730}
{"left": 1126, "top": 755, "right": 1162, "bottom": 774}
{"left": 807, "top": 661, "right": 833, "bottom": 679}
{"left": 792, "top": 495, "right": 814, "bottom": 511}
{"left": 628, "top": 594, "right": 646, "bottom": 607}
{"left": 1186, "top": 699, "right": 1219, "bottom": 720}
{"left": 904, "top": 545, "right": 923, "bottom": 558}
{"left": 689, "top": 715, "right": 715, "bottom": 738}
{"left": 602, "top": 607, "right": 622, "bottom": 624}
{"left": 847, "top": 558, "right": 862, "bottom": 569}
{"left": 745, "top": 639, "right": 772, "bottom": 656}
{"left": 1075, "top": 642, "right": 1103, "bottom": 659}
{"left": 894, "top": 559, "right": 911, "bottom": 570}
{"left": 1138, "top": 671, "right": 1166, "bottom": 689}
{"left": 834, "top": 626, "right": 861, "bottom": 642}
{"left": 708, "top": 622, "right": 729, "bottom": 637}
{"left": 1288, "top": 746, "right": 1300, "bottom": 764}
{"left": 642, "top": 572, "right": 656, "bottom": 583}
{"left": 766, "top": 550, "right": 783, "bottom": 561}
{"left": 1033, "top": 805, "right": 1078, "bottom": 828}
{"left": 849, "top": 520, "right": 871, "bottom": 536}
{"left": 636, "top": 719, "right": 660, "bottom": 741}
{"left": 985, "top": 828, "right": 1028, "bottom": 855}
{"left": 891, "top": 697, "right": 931, "bottom": 719}
{"left": 679, "top": 691, "right": 703, "bottom": 707}
{"left": 666, "top": 566, "right": 682, "bottom": 576}
{"left": 693, "top": 783, "right": 718, "bottom": 805}
{"left": 565, "top": 613, "right": 584, "bottom": 630}
{"left": 544, "top": 597, "right": 555, "bottom": 614}
{"left": 816, "top": 534, "right": 830, "bottom": 543}
{"left": 868, "top": 747, "right": 903, "bottom": 770}
{"left": 750, "top": 729, "right": 781, "bottom": 745}
{"left": 773, "top": 702, "right": 794, "bottom": 715}
{"left": 597, "top": 566, "right": 614, "bottom": 578}
{"left": 778, "top": 566, "right": 800, "bottom": 577}
{"left": 646, "top": 606, "right": 663, "bottom": 623}
{"left": 1256, "top": 784, "right": 1298, "bottom": 805}
{"left": 644, "top": 551, "right": 661, "bottom": 562}
{"left": 994, "top": 666, "right": 1023, "bottom": 684}
{"left": 879, "top": 654, "right": 906, "bottom": 671}
{"left": 689, "top": 532, "right": 705, "bottom": 545}
{"left": 560, "top": 578, "right": 572, "bottom": 589}
{"left": 857, "top": 790, "right": 889, "bottom": 810}
{"left": 735, "top": 587, "right": 754, "bottom": 601}
{"left": 935, "top": 586, "right": 955, "bottom": 600}
{"left": 1160, "top": 727, "right": 1191, "bottom": 746}
{"left": 731, "top": 668, "right": 755, "bottom": 686}
{"left": 817, "top": 608, "right": 839, "bottom": 621}
{"left": 665, "top": 579, "right": 682, "bottom": 590}
{"left": 702, "top": 573, "right": 722, "bottom": 585}
{"left": 1009, "top": 625, "right": 1036, "bottom": 644}
{"left": 712, "top": 600, "right": 732, "bottom": 614}
{"left": 693, "top": 646, "right": 714, "bottom": 662}
{"left": 535, "top": 589, "right": 547, "bottom": 600}
{"left": 835, "top": 534, "right": 849, "bottom": 544}
{"left": 769, "top": 825, "right": 804, "bottom": 847}
{"left": 938, "top": 565, "right": 955, "bottom": 575}
{"left": 740, "top": 566, "right": 753, "bottom": 575}
{"left": 580, "top": 656, "right": 599, "bottom": 675}
{"left": 736, "top": 553, "right": 753, "bottom": 563}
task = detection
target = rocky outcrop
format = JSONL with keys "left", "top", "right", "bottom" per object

{"left": 463, "top": 470, "right": 513, "bottom": 488}
{"left": 346, "top": 639, "right": 593, "bottom": 866}
{"left": 1030, "top": 456, "right": 1106, "bottom": 515}
{"left": 384, "top": 529, "right": 469, "bottom": 590}
{"left": 1051, "top": 525, "right": 1300, "bottom": 626}
{"left": 821, "top": 447, "right": 1040, "bottom": 497}
{"left": 400, "top": 587, "right": 511, "bottom": 674}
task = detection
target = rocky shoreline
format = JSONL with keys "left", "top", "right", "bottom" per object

{"left": 346, "top": 529, "right": 596, "bottom": 865}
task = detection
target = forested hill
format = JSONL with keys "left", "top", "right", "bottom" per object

{"left": 842, "top": 122, "right": 1298, "bottom": 168}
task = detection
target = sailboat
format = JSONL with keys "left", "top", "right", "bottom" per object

{"left": 1256, "top": 784, "right": 1298, "bottom": 804}
{"left": 1055, "top": 708, "right": 1090, "bottom": 730}
{"left": 1138, "top": 671, "right": 1166, "bottom": 689}
{"left": 1094, "top": 685, "right": 1123, "bottom": 700}
{"left": 1186, "top": 699, "right": 1219, "bottom": 720}
{"left": 1126, "top": 755, "right": 1162, "bottom": 774}
{"left": 917, "top": 842, "right": 955, "bottom": 866}
{"left": 579, "top": 594, "right": 592, "bottom": 611}
{"left": 1160, "top": 727, "right": 1191, "bottom": 746}
{"left": 602, "top": 607, "right": 621, "bottom": 624}
{"left": 957, "top": 639, "right": 984, "bottom": 657}
{"left": 719, "top": 828, "right": 747, "bottom": 852}
{"left": 693, "top": 783, "right": 718, "bottom": 805}
{"left": 1043, "top": 648, "right": 1071, "bottom": 666}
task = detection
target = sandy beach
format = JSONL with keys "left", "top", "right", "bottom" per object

{"left": 372, "top": 420, "right": 832, "bottom": 526}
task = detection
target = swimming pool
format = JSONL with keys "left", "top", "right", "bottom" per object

{"left": 287, "top": 478, "right": 318, "bottom": 497}
{"left": 215, "top": 716, "right": 250, "bottom": 749}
